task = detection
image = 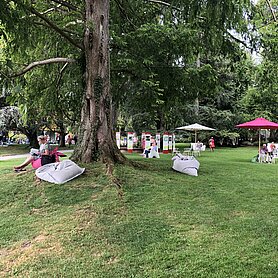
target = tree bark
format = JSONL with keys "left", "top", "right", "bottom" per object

{"left": 72, "top": 0, "right": 126, "bottom": 164}
{"left": 59, "top": 130, "right": 66, "bottom": 147}
{"left": 24, "top": 129, "right": 39, "bottom": 148}
{"left": 56, "top": 121, "right": 66, "bottom": 147}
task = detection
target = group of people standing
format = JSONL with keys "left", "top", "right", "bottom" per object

{"left": 259, "top": 142, "right": 276, "bottom": 163}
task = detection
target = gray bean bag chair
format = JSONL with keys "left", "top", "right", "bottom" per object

{"left": 35, "top": 159, "right": 85, "bottom": 184}
{"left": 172, "top": 154, "right": 200, "bottom": 176}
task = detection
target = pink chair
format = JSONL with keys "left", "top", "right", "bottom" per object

{"left": 31, "top": 147, "right": 65, "bottom": 169}
{"left": 31, "top": 157, "right": 42, "bottom": 169}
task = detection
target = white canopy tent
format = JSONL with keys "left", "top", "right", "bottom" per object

{"left": 176, "top": 123, "right": 215, "bottom": 143}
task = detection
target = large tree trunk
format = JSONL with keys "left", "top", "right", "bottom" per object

{"left": 72, "top": 0, "right": 126, "bottom": 164}
{"left": 18, "top": 126, "right": 39, "bottom": 148}
{"left": 59, "top": 129, "right": 66, "bottom": 148}
{"left": 25, "top": 129, "right": 39, "bottom": 148}
{"left": 56, "top": 121, "right": 66, "bottom": 147}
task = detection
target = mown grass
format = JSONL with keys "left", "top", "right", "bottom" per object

{"left": 0, "top": 145, "right": 31, "bottom": 156}
{"left": 1, "top": 147, "right": 278, "bottom": 277}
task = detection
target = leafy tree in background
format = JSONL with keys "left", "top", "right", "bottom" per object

{"left": 242, "top": 0, "right": 278, "bottom": 120}
{"left": 235, "top": 0, "right": 278, "bottom": 141}
{"left": 111, "top": 0, "right": 255, "bottom": 134}
{"left": 0, "top": 3, "right": 83, "bottom": 147}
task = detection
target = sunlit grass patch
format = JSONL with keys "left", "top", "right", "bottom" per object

{"left": 0, "top": 233, "right": 63, "bottom": 275}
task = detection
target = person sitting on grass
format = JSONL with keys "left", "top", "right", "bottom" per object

{"left": 149, "top": 141, "right": 160, "bottom": 158}
{"left": 143, "top": 145, "right": 151, "bottom": 158}
{"left": 13, "top": 135, "right": 50, "bottom": 172}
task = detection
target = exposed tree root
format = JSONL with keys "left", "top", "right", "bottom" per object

{"left": 105, "top": 156, "right": 150, "bottom": 198}
{"left": 106, "top": 162, "right": 123, "bottom": 198}
{"left": 129, "top": 159, "right": 149, "bottom": 169}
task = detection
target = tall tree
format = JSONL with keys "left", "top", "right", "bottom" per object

{"left": 71, "top": 0, "right": 127, "bottom": 164}
{"left": 240, "top": 0, "right": 278, "bottom": 120}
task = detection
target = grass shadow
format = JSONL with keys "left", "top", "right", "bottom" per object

{"left": 44, "top": 183, "right": 103, "bottom": 206}
{"left": 106, "top": 216, "right": 171, "bottom": 252}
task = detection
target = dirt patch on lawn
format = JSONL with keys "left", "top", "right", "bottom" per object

{"left": 0, "top": 233, "right": 63, "bottom": 276}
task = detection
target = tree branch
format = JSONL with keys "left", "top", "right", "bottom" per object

{"left": 56, "top": 63, "right": 69, "bottom": 88}
{"left": 40, "top": 7, "right": 57, "bottom": 15}
{"left": 10, "top": 58, "right": 76, "bottom": 77}
{"left": 33, "top": 20, "right": 81, "bottom": 36}
{"left": 113, "top": 0, "right": 137, "bottom": 29}
{"left": 265, "top": 0, "right": 277, "bottom": 22}
{"left": 29, "top": 6, "right": 83, "bottom": 50}
{"left": 49, "top": 0, "right": 79, "bottom": 12}
{"left": 227, "top": 32, "right": 252, "bottom": 50}
{"left": 147, "top": 0, "right": 170, "bottom": 7}
{"left": 146, "top": 0, "right": 181, "bottom": 11}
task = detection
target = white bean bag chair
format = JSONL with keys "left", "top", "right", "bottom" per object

{"left": 172, "top": 154, "right": 200, "bottom": 176}
{"left": 35, "top": 159, "right": 85, "bottom": 184}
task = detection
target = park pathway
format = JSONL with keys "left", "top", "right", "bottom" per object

{"left": 0, "top": 150, "right": 73, "bottom": 161}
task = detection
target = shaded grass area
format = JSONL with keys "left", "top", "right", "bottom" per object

{"left": 1, "top": 147, "right": 278, "bottom": 277}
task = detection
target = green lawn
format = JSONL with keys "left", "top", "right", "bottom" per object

{"left": 0, "top": 145, "right": 31, "bottom": 156}
{"left": 1, "top": 147, "right": 278, "bottom": 277}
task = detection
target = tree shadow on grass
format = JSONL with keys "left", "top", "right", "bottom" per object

{"left": 229, "top": 157, "right": 255, "bottom": 163}
{"left": 45, "top": 184, "right": 103, "bottom": 206}
{"left": 106, "top": 217, "right": 171, "bottom": 252}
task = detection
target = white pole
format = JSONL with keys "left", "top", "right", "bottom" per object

{"left": 258, "top": 129, "right": 261, "bottom": 154}
{"left": 195, "top": 130, "right": 197, "bottom": 143}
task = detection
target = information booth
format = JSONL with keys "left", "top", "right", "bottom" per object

{"left": 116, "top": 131, "right": 175, "bottom": 154}
{"left": 163, "top": 132, "right": 169, "bottom": 154}
{"left": 168, "top": 134, "right": 173, "bottom": 152}
{"left": 116, "top": 132, "right": 121, "bottom": 149}
{"left": 156, "top": 133, "right": 161, "bottom": 152}
{"left": 127, "top": 132, "right": 134, "bottom": 153}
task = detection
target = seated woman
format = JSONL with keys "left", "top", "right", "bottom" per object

{"left": 14, "top": 135, "right": 51, "bottom": 171}
{"left": 259, "top": 143, "right": 269, "bottom": 163}
{"left": 149, "top": 142, "right": 160, "bottom": 158}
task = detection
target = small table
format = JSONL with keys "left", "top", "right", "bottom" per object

{"left": 271, "top": 156, "right": 278, "bottom": 164}
{"left": 183, "top": 148, "right": 192, "bottom": 156}
{"left": 192, "top": 150, "right": 200, "bottom": 157}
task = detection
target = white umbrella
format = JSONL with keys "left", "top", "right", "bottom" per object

{"left": 176, "top": 123, "right": 215, "bottom": 143}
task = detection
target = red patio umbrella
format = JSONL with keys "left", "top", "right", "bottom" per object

{"left": 236, "top": 117, "right": 278, "bottom": 152}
